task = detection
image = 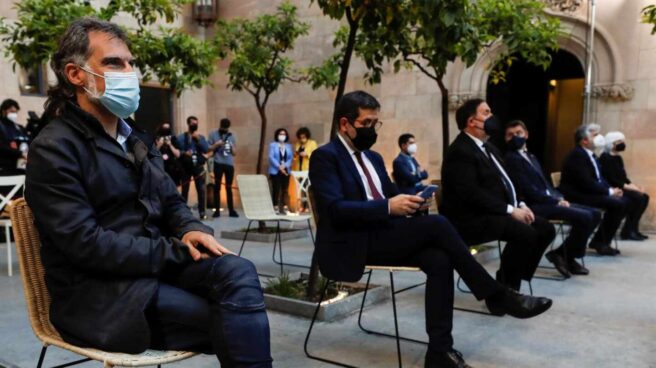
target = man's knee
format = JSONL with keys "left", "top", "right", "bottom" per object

{"left": 209, "top": 255, "right": 265, "bottom": 312}
{"left": 419, "top": 248, "right": 452, "bottom": 276}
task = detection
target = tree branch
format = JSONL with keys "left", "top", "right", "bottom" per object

{"left": 403, "top": 54, "right": 438, "bottom": 82}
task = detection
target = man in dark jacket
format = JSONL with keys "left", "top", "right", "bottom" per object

{"left": 25, "top": 18, "right": 271, "bottom": 367}
{"left": 392, "top": 133, "right": 428, "bottom": 195}
{"left": 440, "top": 99, "right": 555, "bottom": 292}
{"left": 503, "top": 120, "right": 601, "bottom": 277}
{"left": 0, "top": 98, "right": 29, "bottom": 175}
{"left": 559, "top": 124, "right": 628, "bottom": 256}
{"left": 310, "top": 91, "right": 552, "bottom": 368}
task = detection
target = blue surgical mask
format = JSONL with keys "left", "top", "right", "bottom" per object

{"left": 82, "top": 66, "right": 141, "bottom": 119}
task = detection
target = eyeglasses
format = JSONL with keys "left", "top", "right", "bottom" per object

{"left": 353, "top": 119, "right": 383, "bottom": 131}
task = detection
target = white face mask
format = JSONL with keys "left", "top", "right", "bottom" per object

{"left": 407, "top": 143, "right": 417, "bottom": 155}
{"left": 277, "top": 135, "right": 287, "bottom": 143}
{"left": 592, "top": 134, "right": 606, "bottom": 150}
{"left": 6, "top": 112, "right": 18, "bottom": 123}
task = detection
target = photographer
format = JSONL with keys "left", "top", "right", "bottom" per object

{"left": 208, "top": 118, "right": 238, "bottom": 218}
{"left": 156, "top": 122, "right": 184, "bottom": 187}
{"left": 0, "top": 98, "right": 29, "bottom": 175}
{"left": 176, "top": 116, "right": 210, "bottom": 219}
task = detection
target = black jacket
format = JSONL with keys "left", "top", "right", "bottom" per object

{"left": 559, "top": 146, "right": 610, "bottom": 202}
{"left": 0, "top": 116, "right": 28, "bottom": 173}
{"left": 504, "top": 150, "right": 563, "bottom": 206}
{"left": 440, "top": 132, "right": 515, "bottom": 229}
{"left": 309, "top": 137, "right": 399, "bottom": 282}
{"left": 25, "top": 102, "right": 212, "bottom": 353}
{"left": 599, "top": 152, "right": 630, "bottom": 188}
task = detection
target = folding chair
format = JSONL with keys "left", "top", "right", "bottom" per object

{"left": 9, "top": 198, "right": 197, "bottom": 368}
{"left": 304, "top": 189, "right": 427, "bottom": 368}
{"left": 236, "top": 175, "right": 314, "bottom": 276}
{"left": 291, "top": 170, "right": 311, "bottom": 213}
{"left": 0, "top": 174, "right": 25, "bottom": 276}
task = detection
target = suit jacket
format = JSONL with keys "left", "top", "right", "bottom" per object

{"left": 268, "top": 142, "right": 293, "bottom": 175}
{"left": 309, "top": 136, "right": 399, "bottom": 282}
{"left": 440, "top": 132, "right": 515, "bottom": 231}
{"left": 392, "top": 153, "right": 428, "bottom": 195}
{"left": 504, "top": 150, "right": 563, "bottom": 206}
{"left": 599, "top": 152, "right": 630, "bottom": 188}
{"left": 25, "top": 102, "right": 212, "bottom": 353}
{"left": 559, "top": 146, "right": 610, "bottom": 202}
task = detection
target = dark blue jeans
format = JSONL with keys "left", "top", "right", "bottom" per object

{"left": 147, "top": 255, "right": 272, "bottom": 367}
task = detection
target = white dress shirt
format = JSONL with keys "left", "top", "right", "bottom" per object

{"left": 583, "top": 147, "right": 614, "bottom": 196}
{"left": 337, "top": 133, "right": 385, "bottom": 201}
{"left": 465, "top": 133, "right": 521, "bottom": 213}
{"left": 116, "top": 118, "right": 132, "bottom": 152}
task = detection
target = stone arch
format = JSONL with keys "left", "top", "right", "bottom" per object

{"left": 448, "top": 9, "right": 632, "bottom": 108}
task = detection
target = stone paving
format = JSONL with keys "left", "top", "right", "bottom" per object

{"left": 1, "top": 210, "right": 655, "bottom": 367}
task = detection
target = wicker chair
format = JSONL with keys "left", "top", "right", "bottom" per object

{"left": 8, "top": 198, "right": 198, "bottom": 368}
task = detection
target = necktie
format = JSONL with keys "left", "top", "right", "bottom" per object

{"left": 525, "top": 152, "right": 552, "bottom": 195}
{"left": 483, "top": 143, "right": 517, "bottom": 206}
{"left": 592, "top": 154, "right": 602, "bottom": 182}
{"left": 354, "top": 152, "right": 384, "bottom": 200}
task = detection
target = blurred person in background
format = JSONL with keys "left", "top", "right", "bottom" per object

{"left": 177, "top": 116, "right": 209, "bottom": 220}
{"left": 268, "top": 128, "right": 293, "bottom": 214}
{"left": 156, "top": 122, "right": 184, "bottom": 188}
{"left": 393, "top": 133, "right": 428, "bottom": 195}
{"left": 208, "top": 118, "right": 238, "bottom": 218}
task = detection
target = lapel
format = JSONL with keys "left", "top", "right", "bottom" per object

{"left": 332, "top": 136, "right": 366, "bottom": 199}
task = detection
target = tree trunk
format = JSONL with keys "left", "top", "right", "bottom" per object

{"left": 437, "top": 77, "right": 450, "bottom": 159}
{"left": 329, "top": 7, "right": 359, "bottom": 138}
{"left": 305, "top": 250, "right": 320, "bottom": 299}
{"left": 255, "top": 102, "right": 268, "bottom": 175}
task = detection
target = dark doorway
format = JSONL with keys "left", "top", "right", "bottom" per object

{"left": 487, "top": 50, "right": 585, "bottom": 173}
{"left": 135, "top": 86, "right": 174, "bottom": 134}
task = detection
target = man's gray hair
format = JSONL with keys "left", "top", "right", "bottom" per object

{"left": 574, "top": 123, "right": 601, "bottom": 145}
{"left": 44, "top": 17, "right": 128, "bottom": 119}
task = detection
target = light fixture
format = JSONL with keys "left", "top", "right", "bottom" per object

{"left": 549, "top": 79, "right": 558, "bottom": 88}
{"left": 193, "top": 0, "right": 218, "bottom": 27}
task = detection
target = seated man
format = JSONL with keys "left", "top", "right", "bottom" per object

{"left": 440, "top": 99, "right": 556, "bottom": 292}
{"left": 600, "top": 131, "right": 650, "bottom": 240}
{"left": 392, "top": 133, "right": 428, "bottom": 194}
{"left": 25, "top": 18, "right": 272, "bottom": 367}
{"left": 503, "top": 120, "right": 601, "bottom": 277}
{"left": 559, "top": 124, "right": 627, "bottom": 256}
{"left": 310, "top": 91, "right": 552, "bottom": 368}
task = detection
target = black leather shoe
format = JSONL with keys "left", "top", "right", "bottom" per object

{"left": 591, "top": 244, "right": 616, "bottom": 256}
{"left": 545, "top": 251, "right": 571, "bottom": 278}
{"left": 485, "top": 289, "right": 552, "bottom": 319}
{"left": 212, "top": 211, "right": 221, "bottom": 218}
{"left": 621, "top": 232, "right": 644, "bottom": 241}
{"left": 199, "top": 214, "right": 208, "bottom": 220}
{"left": 637, "top": 232, "right": 649, "bottom": 240}
{"left": 229, "top": 211, "right": 239, "bottom": 218}
{"left": 425, "top": 349, "right": 472, "bottom": 368}
{"left": 568, "top": 259, "right": 589, "bottom": 275}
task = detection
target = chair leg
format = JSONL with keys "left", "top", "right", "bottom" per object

{"left": 456, "top": 276, "right": 472, "bottom": 294}
{"left": 6, "top": 225, "right": 12, "bottom": 277}
{"left": 272, "top": 221, "right": 311, "bottom": 270}
{"left": 238, "top": 220, "right": 254, "bottom": 256}
{"left": 37, "top": 345, "right": 48, "bottom": 368}
{"left": 389, "top": 271, "right": 403, "bottom": 368}
{"left": 303, "top": 281, "right": 357, "bottom": 368}
{"left": 307, "top": 218, "right": 316, "bottom": 244}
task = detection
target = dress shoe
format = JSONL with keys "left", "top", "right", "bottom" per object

{"left": 621, "top": 232, "right": 644, "bottom": 241}
{"left": 212, "top": 211, "right": 221, "bottom": 218}
{"left": 637, "top": 232, "right": 649, "bottom": 240}
{"left": 425, "top": 349, "right": 472, "bottom": 368}
{"left": 590, "top": 244, "right": 616, "bottom": 256}
{"left": 199, "top": 214, "right": 208, "bottom": 221}
{"left": 568, "top": 259, "right": 589, "bottom": 275}
{"left": 229, "top": 211, "right": 239, "bottom": 218}
{"left": 485, "top": 288, "right": 552, "bottom": 319}
{"left": 545, "top": 251, "right": 571, "bottom": 278}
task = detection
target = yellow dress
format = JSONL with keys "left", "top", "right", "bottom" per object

{"left": 292, "top": 139, "right": 317, "bottom": 171}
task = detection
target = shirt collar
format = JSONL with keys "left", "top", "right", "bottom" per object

{"left": 116, "top": 118, "right": 132, "bottom": 151}
{"left": 337, "top": 132, "right": 357, "bottom": 156}
{"left": 464, "top": 132, "right": 485, "bottom": 148}
{"left": 583, "top": 147, "right": 594, "bottom": 157}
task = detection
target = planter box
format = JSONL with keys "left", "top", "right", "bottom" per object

{"left": 264, "top": 282, "right": 390, "bottom": 322}
{"left": 221, "top": 228, "right": 310, "bottom": 243}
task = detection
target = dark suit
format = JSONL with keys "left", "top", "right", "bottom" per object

{"left": 504, "top": 150, "right": 601, "bottom": 259}
{"left": 26, "top": 102, "right": 271, "bottom": 366}
{"left": 559, "top": 146, "right": 628, "bottom": 247}
{"left": 309, "top": 136, "right": 501, "bottom": 354}
{"left": 440, "top": 132, "right": 555, "bottom": 290}
{"left": 392, "top": 153, "right": 428, "bottom": 194}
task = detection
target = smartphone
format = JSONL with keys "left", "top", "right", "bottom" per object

{"left": 419, "top": 185, "right": 439, "bottom": 200}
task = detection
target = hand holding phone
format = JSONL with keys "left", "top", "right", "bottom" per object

{"left": 419, "top": 185, "right": 439, "bottom": 200}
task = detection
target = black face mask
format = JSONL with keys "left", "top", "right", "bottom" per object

{"left": 219, "top": 128, "right": 228, "bottom": 135}
{"left": 189, "top": 124, "right": 198, "bottom": 133}
{"left": 507, "top": 135, "right": 527, "bottom": 151}
{"left": 481, "top": 115, "right": 501, "bottom": 136}
{"left": 349, "top": 124, "right": 378, "bottom": 151}
{"left": 615, "top": 142, "right": 626, "bottom": 152}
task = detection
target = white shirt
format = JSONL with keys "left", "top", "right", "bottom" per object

{"left": 116, "top": 118, "right": 132, "bottom": 152}
{"left": 583, "top": 147, "right": 614, "bottom": 196}
{"left": 337, "top": 133, "right": 385, "bottom": 201}
{"left": 465, "top": 133, "right": 521, "bottom": 214}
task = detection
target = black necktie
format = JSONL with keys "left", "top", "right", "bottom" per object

{"left": 483, "top": 143, "right": 517, "bottom": 206}
{"left": 525, "top": 152, "right": 552, "bottom": 193}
